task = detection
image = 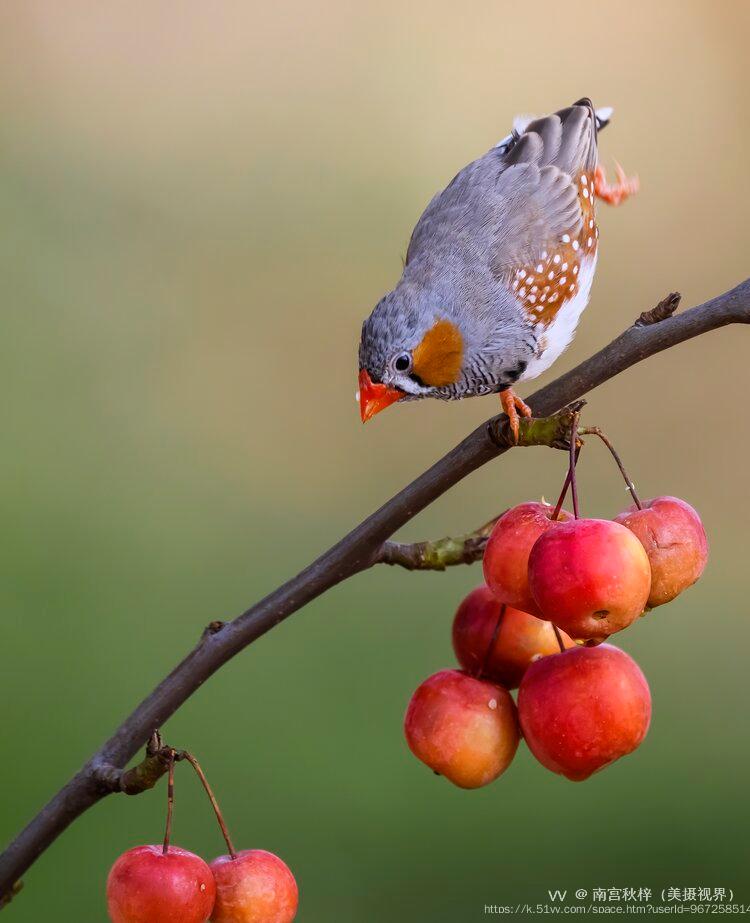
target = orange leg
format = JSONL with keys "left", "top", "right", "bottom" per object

{"left": 500, "top": 388, "right": 532, "bottom": 444}
{"left": 594, "top": 161, "right": 639, "bottom": 206}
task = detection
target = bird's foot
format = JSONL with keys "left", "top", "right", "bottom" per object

{"left": 594, "top": 161, "right": 639, "bottom": 206}
{"left": 500, "top": 388, "right": 533, "bottom": 444}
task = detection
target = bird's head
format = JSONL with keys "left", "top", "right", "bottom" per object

{"left": 358, "top": 288, "right": 464, "bottom": 422}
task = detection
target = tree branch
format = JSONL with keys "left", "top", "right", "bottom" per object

{"left": 1, "top": 279, "right": 749, "bottom": 904}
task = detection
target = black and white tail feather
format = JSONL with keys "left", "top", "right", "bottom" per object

{"left": 495, "top": 103, "right": 612, "bottom": 156}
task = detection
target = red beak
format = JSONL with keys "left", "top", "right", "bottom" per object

{"left": 358, "top": 369, "right": 405, "bottom": 423}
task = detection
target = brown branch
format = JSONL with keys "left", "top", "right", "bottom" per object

{"left": 1, "top": 280, "right": 749, "bottom": 905}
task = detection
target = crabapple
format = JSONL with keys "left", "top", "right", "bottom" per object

{"left": 404, "top": 669, "right": 519, "bottom": 789}
{"left": 528, "top": 518, "right": 651, "bottom": 640}
{"left": 614, "top": 496, "right": 708, "bottom": 607}
{"left": 518, "top": 644, "right": 651, "bottom": 781}
{"left": 107, "top": 845, "right": 216, "bottom": 923}
{"left": 210, "top": 850, "right": 298, "bottom": 923}
{"left": 452, "top": 585, "right": 574, "bottom": 688}
{"left": 483, "top": 502, "right": 572, "bottom": 617}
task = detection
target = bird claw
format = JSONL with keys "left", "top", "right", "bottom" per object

{"left": 500, "top": 389, "right": 533, "bottom": 444}
{"left": 594, "top": 161, "right": 639, "bottom": 206}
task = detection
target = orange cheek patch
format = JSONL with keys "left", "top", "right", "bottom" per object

{"left": 412, "top": 319, "right": 463, "bottom": 387}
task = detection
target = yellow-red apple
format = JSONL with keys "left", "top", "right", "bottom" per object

{"left": 404, "top": 669, "right": 519, "bottom": 789}
{"left": 210, "top": 849, "right": 298, "bottom": 923}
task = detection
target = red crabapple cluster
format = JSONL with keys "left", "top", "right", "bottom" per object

{"left": 107, "top": 751, "right": 298, "bottom": 923}
{"left": 404, "top": 477, "right": 708, "bottom": 786}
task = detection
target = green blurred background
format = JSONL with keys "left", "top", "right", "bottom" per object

{"left": 0, "top": 1, "right": 748, "bottom": 919}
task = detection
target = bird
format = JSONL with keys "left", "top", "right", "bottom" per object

{"left": 357, "top": 97, "right": 638, "bottom": 441}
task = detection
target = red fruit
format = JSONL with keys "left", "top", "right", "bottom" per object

{"left": 107, "top": 845, "right": 216, "bottom": 923}
{"left": 518, "top": 644, "right": 651, "bottom": 781}
{"left": 483, "top": 502, "right": 572, "bottom": 617}
{"left": 404, "top": 669, "right": 519, "bottom": 789}
{"left": 528, "top": 518, "right": 651, "bottom": 640}
{"left": 614, "top": 496, "right": 708, "bottom": 608}
{"left": 452, "top": 585, "right": 575, "bottom": 688}
{"left": 210, "top": 850, "right": 298, "bottom": 923}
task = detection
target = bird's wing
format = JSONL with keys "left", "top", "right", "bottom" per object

{"left": 491, "top": 100, "right": 598, "bottom": 274}
{"left": 489, "top": 161, "right": 582, "bottom": 274}
{"left": 406, "top": 100, "right": 599, "bottom": 274}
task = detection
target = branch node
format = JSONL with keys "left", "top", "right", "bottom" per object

{"left": 96, "top": 732, "right": 179, "bottom": 796}
{"left": 0, "top": 880, "right": 22, "bottom": 910}
{"left": 488, "top": 403, "right": 587, "bottom": 450}
{"left": 203, "top": 620, "right": 227, "bottom": 638}
{"left": 635, "top": 292, "right": 681, "bottom": 326}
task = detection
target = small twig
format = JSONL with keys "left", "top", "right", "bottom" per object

{"left": 552, "top": 624, "right": 567, "bottom": 654}
{"left": 635, "top": 292, "right": 681, "bottom": 326}
{"left": 0, "top": 882, "right": 22, "bottom": 911}
{"left": 162, "top": 750, "right": 176, "bottom": 855}
{"left": 182, "top": 753, "right": 236, "bottom": 860}
{"left": 378, "top": 515, "right": 502, "bottom": 571}
{"left": 102, "top": 731, "right": 173, "bottom": 795}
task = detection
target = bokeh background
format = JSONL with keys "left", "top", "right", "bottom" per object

{"left": 1, "top": 2, "right": 748, "bottom": 920}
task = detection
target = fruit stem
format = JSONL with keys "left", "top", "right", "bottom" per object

{"left": 552, "top": 624, "right": 566, "bottom": 654}
{"left": 552, "top": 444, "right": 581, "bottom": 520}
{"left": 579, "top": 427, "right": 643, "bottom": 510}
{"left": 162, "top": 749, "right": 176, "bottom": 855}
{"left": 568, "top": 410, "right": 581, "bottom": 519}
{"left": 479, "top": 604, "right": 506, "bottom": 679}
{"left": 183, "top": 752, "right": 237, "bottom": 860}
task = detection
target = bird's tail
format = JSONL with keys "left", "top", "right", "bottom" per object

{"left": 497, "top": 101, "right": 613, "bottom": 157}
{"left": 495, "top": 97, "right": 612, "bottom": 180}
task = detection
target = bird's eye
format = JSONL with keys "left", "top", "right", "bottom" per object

{"left": 394, "top": 353, "right": 412, "bottom": 373}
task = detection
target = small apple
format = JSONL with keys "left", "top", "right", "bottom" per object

{"left": 614, "top": 496, "right": 708, "bottom": 607}
{"left": 518, "top": 644, "right": 651, "bottom": 781}
{"left": 404, "top": 669, "right": 519, "bottom": 789}
{"left": 483, "top": 502, "right": 572, "bottom": 616}
{"left": 107, "top": 845, "right": 216, "bottom": 923}
{"left": 210, "top": 850, "right": 298, "bottom": 923}
{"left": 528, "top": 518, "right": 651, "bottom": 640}
{"left": 452, "top": 585, "right": 575, "bottom": 688}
